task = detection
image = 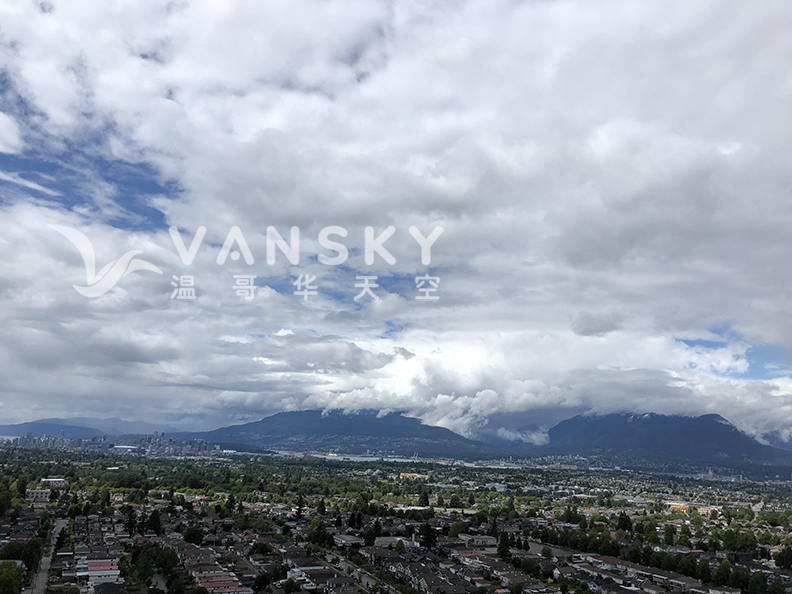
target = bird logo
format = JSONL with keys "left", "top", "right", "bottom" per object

{"left": 49, "top": 224, "right": 163, "bottom": 297}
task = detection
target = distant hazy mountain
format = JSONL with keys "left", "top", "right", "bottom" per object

{"left": 173, "top": 410, "right": 503, "bottom": 458}
{"left": 0, "top": 417, "right": 176, "bottom": 439}
{"left": 37, "top": 417, "right": 177, "bottom": 435}
{"left": 536, "top": 412, "right": 792, "bottom": 465}
{"left": 0, "top": 421, "right": 105, "bottom": 440}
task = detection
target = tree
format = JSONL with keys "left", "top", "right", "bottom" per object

{"left": 769, "top": 578, "right": 785, "bottom": 594}
{"left": 662, "top": 554, "right": 678, "bottom": 572}
{"left": 714, "top": 560, "right": 731, "bottom": 587}
{"left": 649, "top": 552, "right": 664, "bottom": 569}
{"left": 124, "top": 510, "right": 137, "bottom": 535}
{"left": 55, "top": 528, "right": 67, "bottom": 551}
{"left": 395, "top": 539, "right": 405, "bottom": 554}
{"left": 626, "top": 544, "right": 642, "bottom": 564}
{"left": 775, "top": 547, "right": 792, "bottom": 569}
{"left": 696, "top": 559, "right": 711, "bottom": 583}
{"left": 38, "top": 511, "right": 52, "bottom": 539}
{"left": 419, "top": 491, "right": 430, "bottom": 507}
{"left": 0, "top": 561, "right": 24, "bottom": 594}
{"left": 449, "top": 494, "right": 462, "bottom": 508}
{"left": 617, "top": 512, "right": 633, "bottom": 532}
{"left": 1, "top": 544, "right": 28, "bottom": 564}
{"left": 498, "top": 533, "right": 511, "bottom": 561}
{"left": 664, "top": 525, "right": 676, "bottom": 546}
{"left": 729, "top": 566, "right": 751, "bottom": 590}
{"left": 271, "top": 564, "right": 287, "bottom": 582}
{"left": 169, "top": 577, "right": 187, "bottom": 594}
{"left": 317, "top": 499, "right": 326, "bottom": 516}
{"left": 737, "top": 531, "right": 758, "bottom": 554}
{"left": 641, "top": 546, "right": 653, "bottom": 567}
{"left": 14, "top": 476, "right": 27, "bottom": 499}
{"left": 0, "top": 492, "right": 11, "bottom": 517}
{"left": 521, "top": 558, "right": 541, "bottom": 579}
{"left": 137, "top": 554, "right": 154, "bottom": 586}
{"left": 692, "top": 514, "right": 704, "bottom": 532}
{"left": 282, "top": 579, "right": 301, "bottom": 594}
{"left": 419, "top": 523, "right": 436, "bottom": 549}
{"left": 147, "top": 510, "right": 162, "bottom": 535}
{"left": 678, "top": 524, "right": 692, "bottom": 548}
{"left": 156, "top": 548, "right": 179, "bottom": 573}
{"left": 253, "top": 573, "right": 271, "bottom": 592}
{"left": 678, "top": 555, "right": 697, "bottom": 577}
{"left": 722, "top": 529, "right": 738, "bottom": 551}
{"left": 250, "top": 543, "right": 273, "bottom": 556}
{"left": 19, "top": 539, "right": 43, "bottom": 571}
{"left": 541, "top": 546, "right": 553, "bottom": 559}
{"left": 309, "top": 517, "right": 323, "bottom": 533}
{"left": 183, "top": 526, "right": 205, "bottom": 546}
{"left": 449, "top": 522, "right": 465, "bottom": 538}
{"left": 747, "top": 572, "right": 767, "bottom": 594}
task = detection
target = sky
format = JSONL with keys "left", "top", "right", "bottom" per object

{"left": 2, "top": 0, "right": 792, "bottom": 444}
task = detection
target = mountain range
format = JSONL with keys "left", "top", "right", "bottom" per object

{"left": 539, "top": 412, "right": 792, "bottom": 465}
{"left": 172, "top": 410, "right": 503, "bottom": 458}
{"left": 0, "top": 417, "right": 176, "bottom": 439}
{"left": 3, "top": 410, "right": 792, "bottom": 468}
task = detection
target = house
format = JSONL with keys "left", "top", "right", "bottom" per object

{"left": 458, "top": 534, "right": 497, "bottom": 549}
{"left": 334, "top": 534, "right": 365, "bottom": 549}
{"left": 41, "top": 478, "right": 69, "bottom": 488}
{"left": 325, "top": 576, "right": 356, "bottom": 594}
{"left": 26, "top": 489, "right": 51, "bottom": 504}
{"left": 359, "top": 546, "right": 402, "bottom": 569}
{"left": 553, "top": 567, "right": 577, "bottom": 581}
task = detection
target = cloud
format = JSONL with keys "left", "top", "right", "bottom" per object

{"left": 0, "top": 170, "right": 60, "bottom": 196}
{"left": 495, "top": 427, "right": 549, "bottom": 446}
{"left": 572, "top": 311, "right": 625, "bottom": 337}
{"left": 0, "top": 113, "right": 23, "bottom": 154}
{"left": 0, "top": 1, "right": 791, "bottom": 440}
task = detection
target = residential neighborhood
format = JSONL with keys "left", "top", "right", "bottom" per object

{"left": 0, "top": 447, "right": 791, "bottom": 594}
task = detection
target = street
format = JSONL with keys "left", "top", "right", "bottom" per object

{"left": 27, "top": 518, "right": 68, "bottom": 594}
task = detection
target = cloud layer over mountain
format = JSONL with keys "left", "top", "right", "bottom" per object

{"left": 1, "top": 1, "right": 792, "bottom": 442}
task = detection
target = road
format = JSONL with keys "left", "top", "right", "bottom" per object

{"left": 28, "top": 518, "right": 68, "bottom": 594}
{"left": 152, "top": 575, "right": 168, "bottom": 592}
